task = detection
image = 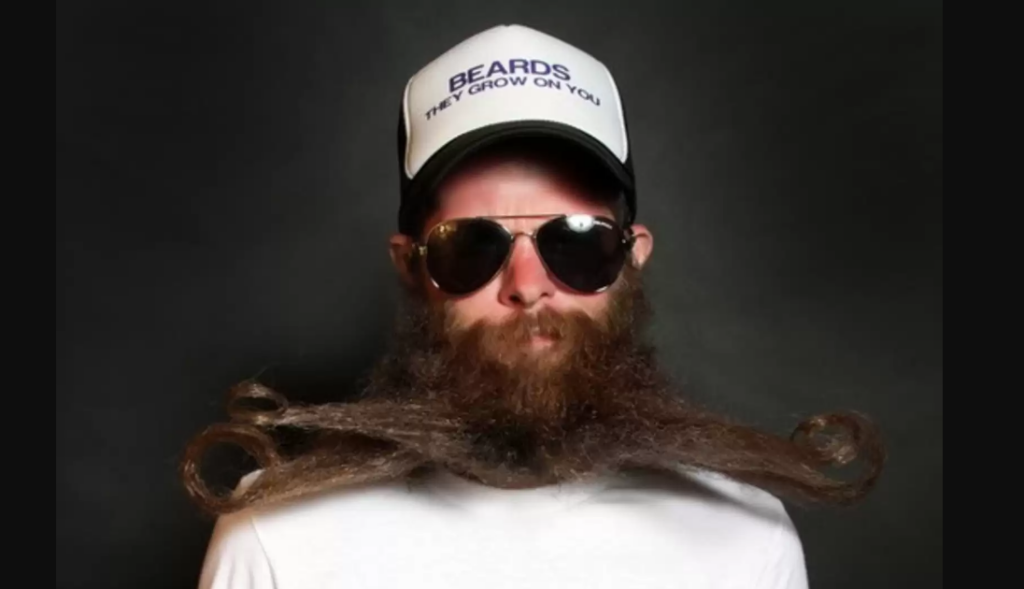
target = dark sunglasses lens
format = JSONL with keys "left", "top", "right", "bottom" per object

{"left": 537, "top": 216, "right": 628, "bottom": 293}
{"left": 426, "top": 220, "right": 511, "bottom": 295}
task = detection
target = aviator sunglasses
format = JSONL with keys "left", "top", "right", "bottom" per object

{"left": 413, "top": 214, "right": 637, "bottom": 296}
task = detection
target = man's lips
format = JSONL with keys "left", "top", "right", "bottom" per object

{"left": 527, "top": 326, "right": 560, "bottom": 348}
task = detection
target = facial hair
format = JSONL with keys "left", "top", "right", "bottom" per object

{"left": 181, "top": 267, "right": 886, "bottom": 515}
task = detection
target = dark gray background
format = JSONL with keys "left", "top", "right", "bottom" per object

{"left": 56, "top": 1, "right": 944, "bottom": 588}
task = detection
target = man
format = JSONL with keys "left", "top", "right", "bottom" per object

{"left": 183, "top": 24, "right": 885, "bottom": 588}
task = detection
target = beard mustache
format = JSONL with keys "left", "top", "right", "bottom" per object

{"left": 181, "top": 267, "right": 886, "bottom": 515}
{"left": 360, "top": 265, "right": 661, "bottom": 486}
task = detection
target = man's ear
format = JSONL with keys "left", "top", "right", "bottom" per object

{"left": 628, "top": 224, "right": 654, "bottom": 270}
{"left": 389, "top": 234, "right": 419, "bottom": 287}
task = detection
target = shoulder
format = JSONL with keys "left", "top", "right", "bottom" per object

{"left": 600, "top": 467, "right": 809, "bottom": 588}
{"left": 198, "top": 508, "right": 276, "bottom": 589}
{"left": 197, "top": 472, "right": 276, "bottom": 589}
{"left": 683, "top": 470, "right": 809, "bottom": 588}
{"left": 605, "top": 467, "right": 796, "bottom": 528}
{"left": 198, "top": 471, "right": 425, "bottom": 586}
{"left": 684, "top": 469, "right": 797, "bottom": 521}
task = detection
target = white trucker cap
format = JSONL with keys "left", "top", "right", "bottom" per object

{"left": 397, "top": 24, "right": 637, "bottom": 236}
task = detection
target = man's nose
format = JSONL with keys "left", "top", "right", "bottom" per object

{"left": 498, "top": 235, "right": 557, "bottom": 309}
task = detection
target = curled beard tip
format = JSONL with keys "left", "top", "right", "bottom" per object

{"left": 790, "top": 412, "right": 888, "bottom": 505}
{"left": 227, "top": 381, "right": 289, "bottom": 426}
{"left": 792, "top": 412, "right": 885, "bottom": 467}
{"left": 180, "top": 423, "right": 283, "bottom": 515}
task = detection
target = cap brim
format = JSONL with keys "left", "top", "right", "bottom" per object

{"left": 401, "top": 121, "right": 636, "bottom": 236}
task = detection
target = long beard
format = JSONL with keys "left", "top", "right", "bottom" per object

{"left": 359, "top": 266, "right": 662, "bottom": 486}
{"left": 181, "top": 269, "right": 886, "bottom": 515}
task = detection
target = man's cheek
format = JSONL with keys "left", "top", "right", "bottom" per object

{"left": 446, "top": 297, "right": 500, "bottom": 327}
{"left": 442, "top": 301, "right": 471, "bottom": 329}
{"left": 584, "top": 295, "right": 616, "bottom": 319}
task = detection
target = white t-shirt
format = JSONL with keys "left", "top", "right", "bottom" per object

{"left": 198, "top": 467, "right": 809, "bottom": 588}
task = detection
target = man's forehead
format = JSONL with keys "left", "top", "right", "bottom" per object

{"left": 433, "top": 157, "right": 618, "bottom": 220}
{"left": 433, "top": 195, "right": 616, "bottom": 230}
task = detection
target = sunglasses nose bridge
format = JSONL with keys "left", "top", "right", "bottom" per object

{"left": 505, "top": 230, "right": 543, "bottom": 266}
{"left": 498, "top": 231, "right": 558, "bottom": 306}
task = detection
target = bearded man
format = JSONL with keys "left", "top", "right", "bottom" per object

{"left": 183, "top": 24, "right": 885, "bottom": 589}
